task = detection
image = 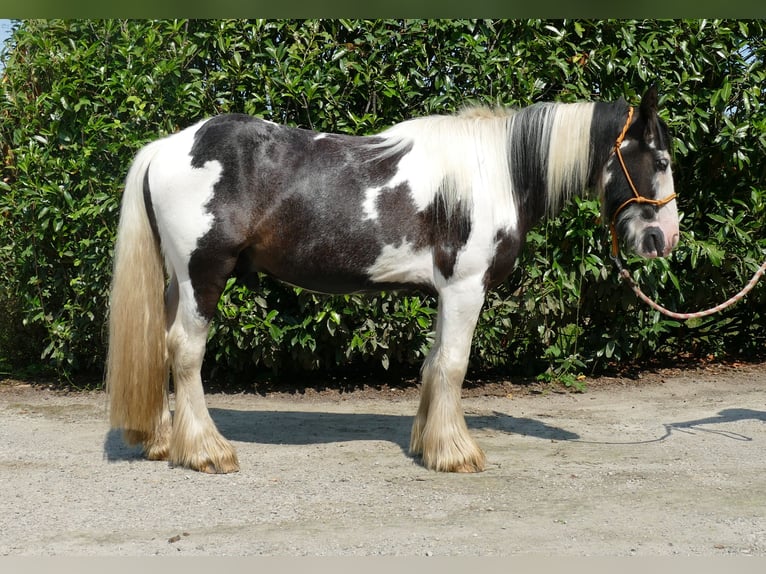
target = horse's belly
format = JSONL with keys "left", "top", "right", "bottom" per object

{"left": 242, "top": 238, "right": 435, "bottom": 295}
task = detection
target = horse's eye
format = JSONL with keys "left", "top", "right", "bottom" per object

{"left": 656, "top": 157, "right": 669, "bottom": 172}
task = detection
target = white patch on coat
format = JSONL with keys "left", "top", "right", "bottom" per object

{"left": 376, "top": 114, "right": 516, "bottom": 224}
{"left": 365, "top": 112, "right": 521, "bottom": 288}
{"left": 366, "top": 242, "right": 434, "bottom": 285}
{"left": 362, "top": 186, "right": 384, "bottom": 221}
{"left": 146, "top": 120, "right": 223, "bottom": 278}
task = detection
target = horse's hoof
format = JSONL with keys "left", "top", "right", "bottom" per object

{"left": 145, "top": 446, "right": 169, "bottom": 461}
{"left": 200, "top": 459, "right": 240, "bottom": 474}
{"left": 421, "top": 447, "right": 486, "bottom": 473}
{"left": 452, "top": 460, "right": 485, "bottom": 473}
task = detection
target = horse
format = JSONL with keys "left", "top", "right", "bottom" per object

{"left": 106, "top": 86, "right": 679, "bottom": 474}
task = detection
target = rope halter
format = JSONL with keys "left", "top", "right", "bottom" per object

{"left": 609, "top": 106, "right": 677, "bottom": 256}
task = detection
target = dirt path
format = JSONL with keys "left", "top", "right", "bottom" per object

{"left": 1, "top": 363, "right": 765, "bottom": 556}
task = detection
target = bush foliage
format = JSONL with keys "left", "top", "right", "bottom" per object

{"left": 1, "top": 19, "right": 765, "bottom": 384}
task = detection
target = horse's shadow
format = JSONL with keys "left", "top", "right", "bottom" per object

{"left": 214, "top": 408, "right": 580, "bottom": 449}
{"left": 103, "top": 406, "right": 766, "bottom": 463}
{"left": 103, "top": 407, "right": 578, "bottom": 463}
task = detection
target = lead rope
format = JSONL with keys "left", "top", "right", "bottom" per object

{"left": 611, "top": 254, "right": 766, "bottom": 320}
{"left": 610, "top": 106, "right": 766, "bottom": 319}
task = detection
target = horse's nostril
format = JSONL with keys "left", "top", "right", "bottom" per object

{"left": 642, "top": 227, "right": 665, "bottom": 256}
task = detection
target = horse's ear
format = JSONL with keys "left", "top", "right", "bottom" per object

{"left": 640, "top": 85, "right": 659, "bottom": 117}
{"left": 640, "top": 85, "right": 660, "bottom": 144}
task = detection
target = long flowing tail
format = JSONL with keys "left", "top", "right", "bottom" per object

{"left": 106, "top": 140, "right": 168, "bottom": 444}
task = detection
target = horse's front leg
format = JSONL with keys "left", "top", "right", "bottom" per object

{"left": 410, "top": 276, "right": 486, "bottom": 472}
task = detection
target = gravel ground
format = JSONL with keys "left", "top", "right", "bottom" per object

{"left": 1, "top": 362, "right": 765, "bottom": 556}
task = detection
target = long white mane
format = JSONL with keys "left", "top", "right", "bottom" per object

{"left": 367, "top": 101, "right": 596, "bottom": 220}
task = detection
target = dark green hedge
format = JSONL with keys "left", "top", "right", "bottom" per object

{"left": 1, "top": 20, "right": 764, "bottom": 385}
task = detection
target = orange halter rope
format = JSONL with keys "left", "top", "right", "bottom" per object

{"left": 609, "top": 106, "right": 677, "bottom": 256}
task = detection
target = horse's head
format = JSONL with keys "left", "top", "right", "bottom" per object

{"left": 603, "top": 86, "right": 679, "bottom": 259}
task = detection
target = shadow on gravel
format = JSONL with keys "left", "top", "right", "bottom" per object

{"left": 210, "top": 408, "right": 579, "bottom": 450}
{"left": 103, "top": 428, "right": 144, "bottom": 462}
{"left": 102, "top": 409, "right": 579, "bottom": 462}
{"left": 663, "top": 408, "right": 766, "bottom": 442}
{"left": 576, "top": 407, "right": 766, "bottom": 445}
{"left": 102, "top": 407, "right": 765, "bottom": 463}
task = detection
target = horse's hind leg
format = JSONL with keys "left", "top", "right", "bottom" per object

{"left": 166, "top": 273, "right": 239, "bottom": 474}
{"left": 410, "top": 275, "right": 486, "bottom": 472}
{"left": 126, "top": 391, "right": 172, "bottom": 461}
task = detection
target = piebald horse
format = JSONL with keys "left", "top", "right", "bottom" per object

{"left": 106, "top": 87, "right": 679, "bottom": 473}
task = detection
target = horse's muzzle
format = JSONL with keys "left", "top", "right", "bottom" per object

{"left": 641, "top": 226, "right": 678, "bottom": 258}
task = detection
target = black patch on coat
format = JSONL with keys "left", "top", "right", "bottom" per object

{"left": 185, "top": 114, "right": 472, "bottom": 318}
{"left": 422, "top": 176, "right": 472, "bottom": 279}
{"left": 142, "top": 168, "right": 160, "bottom": 245}
{"left": 484, "top": 228, "right": 523, "bottom": 290}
